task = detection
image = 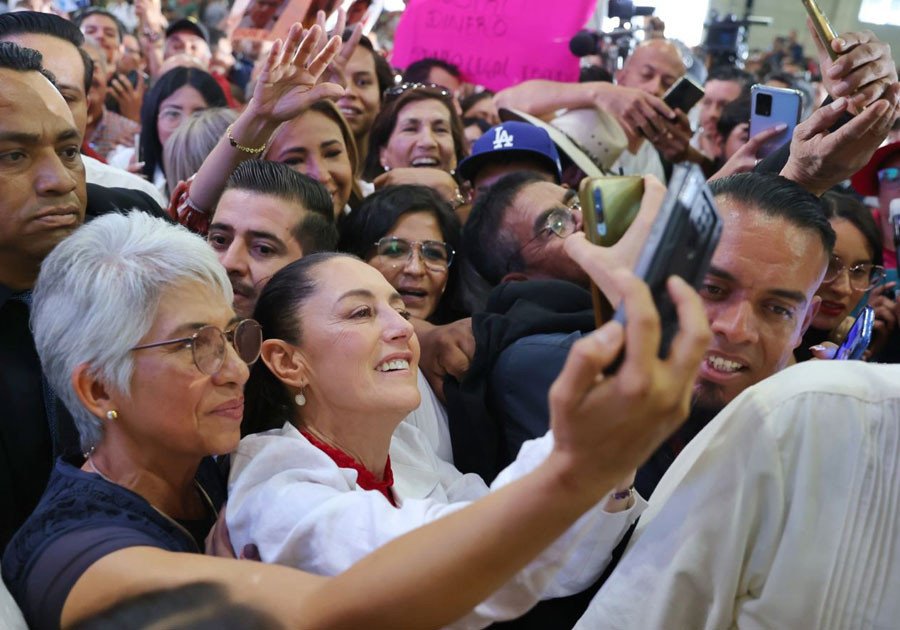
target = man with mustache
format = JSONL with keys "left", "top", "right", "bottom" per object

{"left": 206, "top": 160, "right": 338, "bottom": 318}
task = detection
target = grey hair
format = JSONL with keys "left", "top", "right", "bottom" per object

{"left": 163, "top": 107, "right": 237, "bottom": 196}
{"left": 31, "top": 211, "right": 232, "bottom": 452}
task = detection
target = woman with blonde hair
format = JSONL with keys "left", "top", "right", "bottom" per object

{"left": 163, "top": 107, "right": 237, "bottom": 197}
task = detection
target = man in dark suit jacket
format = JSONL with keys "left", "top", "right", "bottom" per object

{"left": 0, "top": 42, "right": 166, "bottom": 551}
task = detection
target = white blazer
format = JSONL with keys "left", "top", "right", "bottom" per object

{"left": 226, "top": 379, "right": 645, "bottom": 630}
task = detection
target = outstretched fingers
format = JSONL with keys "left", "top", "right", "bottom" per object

{"left": 258, "top": 38, "right": 283, "bottom": 83}
{"left": 307, "top": 34, "right": 343, "bottom": 79}
{"left": 291, "top": 24, "right": 322, "bottom": 68}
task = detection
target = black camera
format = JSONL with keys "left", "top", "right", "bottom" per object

{"left": 755, "top": 93, "right": 772, "bottom": 116}
{"left": 608, "top": 0, "right": 655, "bottom": 22}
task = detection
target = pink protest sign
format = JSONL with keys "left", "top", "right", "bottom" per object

{"left": 390, "top": 0, "right": 596, "bottom": 91}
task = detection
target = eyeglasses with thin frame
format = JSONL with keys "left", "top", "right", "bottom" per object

{"left": 371, "top": 236, "right": 455, "bottom": 272}
{"left": 822, "top": 256, "right": 886, "bottom": 291}
{"left": 131, "top": 319, "right": 262, "bottom": 376}
{"left": 383, "top": 82, "right": 454, "bottom": 105}
{"left": 506, "top": 195, "right": 582, "bottom": 273}
{"left": 878, "top": 167, "right": 900, "bottom": 184}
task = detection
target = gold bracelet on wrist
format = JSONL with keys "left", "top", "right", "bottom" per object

{"left": 226, "top": 124, "right": 267, "bottom": 156}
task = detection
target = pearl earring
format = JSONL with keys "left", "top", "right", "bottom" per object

{"left": 295, "top": 391, "right": 306, "bottom": 406}
{"left": 106, "top": 410, "right": 118, "bottom": 421}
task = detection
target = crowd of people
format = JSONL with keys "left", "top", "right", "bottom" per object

{"left": 1, "top": 2, "right": 899, "bottom": 629}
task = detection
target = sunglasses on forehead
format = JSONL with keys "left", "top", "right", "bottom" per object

{"left": 383, "top": 82, "right": 454, "bottom": 104}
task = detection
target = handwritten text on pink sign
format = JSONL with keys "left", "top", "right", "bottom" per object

{"left": 391, "top": 0, "right": 597, "bottom": 91}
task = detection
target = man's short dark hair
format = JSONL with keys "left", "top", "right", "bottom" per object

{"left": 402, "top": 57, "right": 461, "bottom": 85}
{"left": 707, "top": 64, "right": 753, "bottom": 89}
{"left": 72, "top": 8, "right": 125, "bottom": 41}
{"left": 0, "top": 40, "right": 55, "bottom": 84}
{"left": 0, "top": 12, "right": 93, "bottom": 93}
{"left": 709, "top": 172, "right": 836, "bottom": 255}
{"left": 464, "top": 171, "right": 548, "bottom": 285}
{"left": 223, "top": 161, "right": 338, "bottom": 254}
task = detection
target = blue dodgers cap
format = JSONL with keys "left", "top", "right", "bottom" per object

{"left": 457, "top": 121, "right": 563, "bottom": 183}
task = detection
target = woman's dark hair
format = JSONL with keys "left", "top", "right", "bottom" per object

{"left": 139, "top": 67, "right": 227, "bottom": 182}
{"left": 459, "top": 90, "right": 493, "bottom": 117}
{"left": 821, "top": 191, "right": 883, "bottom": 266}
{"left": 244, "top": 252, "right": 353, "bottom": 436}
{"left": 337, "top": 184, "right": 464, "bottom": 323}
{"left": 346, "top": 30, "right": 396, "bottom": 99}
{"left": 363, "top": 86, "right": 467, "bottom": 181}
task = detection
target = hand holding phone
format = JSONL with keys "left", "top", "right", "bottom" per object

{"left": 749, "top": 84, "right": 802, "bottom": 159}
{"left": 663, "top": 76, "right": 705, "bottom": 113}
{"left": 833, "top": 305, "right": 875, "bottom": 360}
{"left": 801, "top": 0, "right": 840, "bottom": 61}
{"left": 610, "top": 164, "right": 722, "bottom": 362}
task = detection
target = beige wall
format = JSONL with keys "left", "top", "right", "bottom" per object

{"left": 708, "top": 0, "right": 900, "bottom": 59}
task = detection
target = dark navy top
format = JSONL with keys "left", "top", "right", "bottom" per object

{"left": 1, "top": 457, "right": 225, "bottom": 630}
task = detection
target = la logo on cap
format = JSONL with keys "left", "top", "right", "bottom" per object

{"left": 492, "top": 126, "right": 514, "bottom": 150}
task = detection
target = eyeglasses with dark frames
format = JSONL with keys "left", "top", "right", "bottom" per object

{"left": 506, "top": 195, "right": 582, "bottom": 273}
{"left": 131, "top": 319, "right": 262, "bottom": 376}
{"left": 822, "top": 256, "right": 886, "bottom": 291}
{"left": 370, "top": 236, "right": 455, "bottom": 272}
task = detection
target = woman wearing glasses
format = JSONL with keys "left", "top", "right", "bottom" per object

{"left": 796, "top": 191, "right": 888, "bottom": 361}
{"left": 338, "top": 185, "right": 464, "bottom": 323}
{"left": 362, "top": 83, "right": 470, "bottom": 208}
{"left": 2, "top": 212, "right": 713, "bottom": 628}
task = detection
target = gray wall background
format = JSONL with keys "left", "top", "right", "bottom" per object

{"left": 707, "top": 0, "right": 899, "bottom": 60}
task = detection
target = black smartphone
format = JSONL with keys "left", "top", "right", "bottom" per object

{"left": 612, "top": 164, "right": 723, "bottom": 362}
{"left": 663, "top": 75, "right": 705, "bottom": 113}
{"left": 834, "top": 305, "right": 875, "bottom": 360}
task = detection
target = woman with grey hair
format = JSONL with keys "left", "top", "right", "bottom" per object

{"left": 163, "top": 107, "right": 237, "bottom": 197}
{"left": 0, "top": 210, "right": 712, "bottom": 629}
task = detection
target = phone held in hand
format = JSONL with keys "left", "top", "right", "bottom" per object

{"left": 801, "top": 0, "right": 840, "bottom": 61}
{"left": 749, "top": 84, "right": 803, "bottom": 159}
{"left": 834, "top": 305, "right": 875, "bottom": 360}
{"left": 578, "top": 176, "right": 645, "bottom": 326}
{"left": 662, "top": 75, "right": 705, "bottom": 113}
{"left": 612, "top": 164, "right": 723, "bottom": 363}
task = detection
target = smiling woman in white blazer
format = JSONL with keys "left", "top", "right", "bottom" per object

{"left": 224, "top": 252, "right": 648, "bottom": 629}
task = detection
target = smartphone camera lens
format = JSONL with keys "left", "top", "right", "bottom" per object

{"left": 756, "top": 93, "right": 773, "bottom": 117}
